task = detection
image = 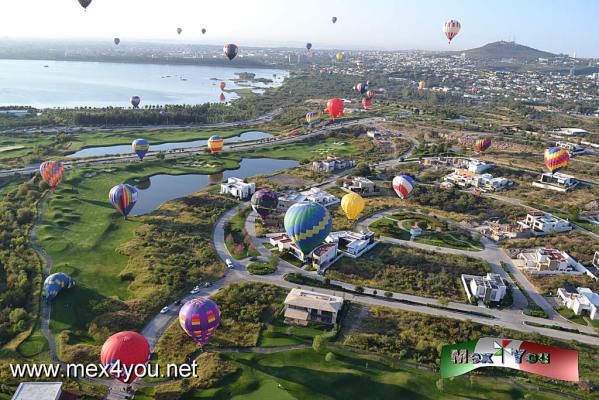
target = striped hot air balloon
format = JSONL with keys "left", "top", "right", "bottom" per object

{"left": 44, "top": 272, "right": 75, "bottom": 301}
{"left": 362, "top": 98, "right": 372, "bottom": 109}
{"left": 393, "top": 175, "right": 416, "bottom": 199}
{"left": 207, "top": 135, "right": 224, "bottom": 154}
{"left": 39, "top": 161, "right": 65, "bottom": 191}
{"left": 130, "top": 96, "right": 141, "bottom": 108}
{"left": 474, "top": 137, "right": 492, "bottom": 153}
{"left": 251, "top": 189, "right": 279, "bottom": 218}
{"left": 100, "top": 331, "right": 150, "bottom": 384}
{"left": 131, "top": 138, "right": 150, "bottom": 160}
{"left": 179, "top": 298, "right": 221, "bottom": 346}
{"left": 109, "top": 184, "right": 138, "bottom": 218}
{"left": 341, "top": 192, "right": 365, "bottom": 221}
{"left": 544, "top": 147, "right": 570, "bottom": 174}
{"left": 284, "top": 201, "right": 332, "bottom": 255}
{"left": 443, "top": 20, "right": 461, "bottom": 43}
{"left": 306, "top": 111, "right": 321, "bottom": 126}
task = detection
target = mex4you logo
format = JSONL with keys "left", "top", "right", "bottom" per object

{"left": 440, "top": 337, "right": 579, "bottom": 381}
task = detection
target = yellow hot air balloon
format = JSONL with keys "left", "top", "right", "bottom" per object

{"left": 341, "top": 192, "right": 365, "bottom": 221}
{"left": 335, "top": 52, "right": 345, "bottom": 61}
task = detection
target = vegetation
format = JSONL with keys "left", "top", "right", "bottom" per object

{"left": 247, "top": 256, "right": 279, "bottom": 275}
{"left": 506, "top": 231, "right": 599, "bottom": 265}
{"left": 224, "top": 207, "right": 259, "bottom": 260}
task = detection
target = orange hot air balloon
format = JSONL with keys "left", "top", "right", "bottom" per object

{"left": 325, "top": 98, "right": 344, "bottom": 118}
{"left": 40, "top": 161, "right": 65, "bottom": 191}
{"left": 208, "top": 135, "right": 224, "bottom": 154}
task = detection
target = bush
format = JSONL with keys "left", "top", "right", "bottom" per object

{"left": 355, "top": 286, "right": 364, "bottom": 294}
{"left": 325, "top": 352, "right": 336, "bottom": 362}
{"left": 247, "top": 262, "right": 277, "bottom": 275}
{"left": 384, "top": 291, "right": 393, "bottom": 298}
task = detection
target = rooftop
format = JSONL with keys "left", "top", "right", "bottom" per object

{"left": 284, "top": 288, "right": 343, "bottom": 313}
{"left": 11, "top": 382, "right": 62, "bottom": 400}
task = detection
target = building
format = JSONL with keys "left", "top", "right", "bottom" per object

{"left": 409, "top": 226, "right": 423, "bottom": 238}
{"left": 466, "top": 159, "right": 494, "bottom": 174}
{"left": 481, "top": 220, "right": 530, "bottom": 242}
{"left": 461, "top": 273, "right": 507, "bottom": 304}
{"left": 556, "top": 128, "right": 588, "bottom": 136}
{"left": 556, "top": 141, "right": 586, "bottom": 156}
{"left": 532, "top": 172, "right": 579, "bottom": 192}
{"left": 343, "top": 176, "right": 378, "bottom": 196}
{"left": 311, "top": 243, "right": 339, "bottom": 272}
{"left": 312, "top": 156, "right": 356, "bottom": 173}
{"left": 516, "top": 248, "right": 589, "bottom": 276}
{"left": 443, "top": 170, "right": 510, "bottom": 192}
{"left": 284, "top": 288, "right": 343, "bottom": 326}
{"left": 517, "top": 211, "right": 572, "bottom": 236}
{"left": 557, "top": 287, "right": 599, "bottom": 320}
{"left": 0, "top": 109, "right": 29, "bottom": 117}
{"left": 325, "top": 231, "right": 377, "bottom": 258}
{"left": 301, "top": 187, "right": 340, "bottom": 207}
{"left": 277, "top": 191, "right": 306, "bottom": 212}
{"left": 220, "top": 177, "right": 256, "bottom": 200}
{"left": 269, "top": 233, "right": 305, "bottom": 261}
{"left": 11, "top": 382, "right": 63, "bottom": 400}
{"left": 594, "top": 251, "right": 599, "bottom": 268}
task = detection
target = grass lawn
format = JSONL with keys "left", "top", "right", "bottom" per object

{"left": 415, "top": 232, "right": 483, "bottom": 251}
{"left": 369, "top": 217, "right": 411, "bottom": 240}
{"left": 258, "top": 318, "right": 327, "bottom": 348}
{"left": 245, "top": 136, "right": 359, "bottom": 161}
{"left": 247, "top": 262, "right": 277, "bottom": 275}
{"left": 557, "top": 307, "right": 588, "bottom": 325}
{"left": 188, "top": 349, "right": 564, "bottom": 400}
{"left": 16, "top": 321, "right": 49, "bottom": 360}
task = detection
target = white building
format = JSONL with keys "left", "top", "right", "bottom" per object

{"left": 312, "top": 157, "right": 356, "bottom": 173}
{"left": 556, "top": 128, "right": 588, "bottom": 136}
{"left": 443, "top": 170, "right": 509, "bottom": 192}
{"left": 557, "top": 287, "right": 599, "bottom": 320}
{"left": 277, "top": 191, "right": 306, "bottom": 212}
{"left": 344, "top": 176, "right": 378, "bottom": 195}
{"left": 532, "top": 172, "right": 579, "bottom": 192}
{"left": 269, "top": 233, "right": 305, "bottom": 261}
{"left": 311, "top": 243, "right": 339, "bottom": 272}
{"left": 461, "top": 273, "right": 507, "bottom": 304}
{"left": 220, "top": 177, "right": 256, "bottom": 200}
{"left": 325, "top": 230, "right": 377, "bottom": 258}
{"left": 467, "top": 159, "right": 494, "bottom": 174}
{"left": 517, "top": 211, "right": 572, "bottom": 236}
{"left": 517, "top": 248, "right": 586, "bottom": 275}
{"left": 11, "top": 382, "right": 62, "bottom": 400}
{"left": 284, "top": 288, "right": 343, "bottom": 326}
{"left": 301, "top": 187, "right": 340, "bottom": 207}
{"left": 556, "top": 141, "right": 586, "bottom": 156}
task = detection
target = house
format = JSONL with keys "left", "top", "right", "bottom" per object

{"left": 556, "top": 141, "right": 586, "bottom": 156}
{"left": 311, "top": 243, "right": 338, "bottom": 272}
{"left": 409, "top": 226, "right": 423, "bottom": 238}
{"left": 481, "top": 220, "right": 530, "bottom": 242}
{"left": 11, "top": 382, "right": 63, "bottom": 400}
{"left": 556, "top": 128, "right": 588, "bottom": 136}
{"left": 312, "top": 156, "right": 356, "bottom": 173}
{"left": 344, "top": 176, "right": 378, "bottom": 195}
{"left": 325, "top": 230, "right": 377, "bottom": 258}
{"left": 517, "top": 211, "right": 572, "bottom": 236}
{"left": 443, "top": 169, "right": 510, "bottom": 191}
{"left": 557, "top": 287, "right": 599, "bottom": 320}
{"left": 220, "top": 177, "right": 256, "bottom": 200}
{"left": 301, "top": 187, "right": 339, "bottom": 207}
{"left": 461, "top": 273, "right": 507, "bottom": 304}
{"left": 277, "top": 191, "right": 306, "bottom": 212}
{"left": 594, "top": 251, "right": 599, "bottom": 268}
{"left": 284, "top": 288, "right": 343, "bottom": 326}
{"left": 532, "top": 172, "right": 579, "bottom": 192}
{"left": 269, "top": 233, "right": 305, "bottom": 261}
{"left": 517, "top": 248, "right": 589, "bottom": 275}
{"left": 466, "top": 159, "right": 494, "bottom": 174}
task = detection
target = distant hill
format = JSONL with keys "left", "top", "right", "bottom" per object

{"left": 462, "top": 41, "right": 556, "bottom": 61}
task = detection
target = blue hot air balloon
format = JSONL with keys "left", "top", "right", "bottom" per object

{"left": 284, "top": 201, "right": 332, "bottom": 255}
{"left": 132, "top": 139, "right": 150, "bottom": 160}
{"left": 44, "top": 272, "right": 75, "bottom": 301}
{"left": 109, "top": 184, "right": 138, "bottom": 218}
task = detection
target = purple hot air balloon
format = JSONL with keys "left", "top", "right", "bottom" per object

{"left": 179, "top": 298, "right": 221, "bottom": 346}
{"left": 251, "top": 189, "right": 278, "bottom": 218}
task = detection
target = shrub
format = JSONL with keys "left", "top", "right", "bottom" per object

{"left": 325, "top": 352, "right": 335, "bottom": 362}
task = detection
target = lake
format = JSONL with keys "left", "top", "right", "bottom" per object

{"left": 130, "top": 157, "right": 298, "bottom": 215}
{"left": 68, "top": 130, "right": 273, "bottom": 158}
{"left": 0, "top": 59, "right": 287, "bottom": 108}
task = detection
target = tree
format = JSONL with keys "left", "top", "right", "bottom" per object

{"left": 354, "top": 286, "right": 364, "bottom": 294}
{"left": 312, "top": 335, "right": 323, "bottom": 352}
{"left": 435, "top": 379, "right": 444, "bottom": 392}
{"left": 325, "top": 352, "right": 335, "bottom": 362}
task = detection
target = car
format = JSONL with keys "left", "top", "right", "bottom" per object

{"left": 225, "top": 258, "right": 234, "bottom": 269}
{"left": 174, "top": 300, "right": 182, "bottom": 306}
{"left": 203, "top": 282, "right": 212, "bottom": 288}
{"left": 249, "top": 256, "right": 259, "bottom": 262}
{"left": 160, "top": 306, "right": 169, "bottom": 314}
{"left": 190, "top": 287, "right": 200, "bottom": 295}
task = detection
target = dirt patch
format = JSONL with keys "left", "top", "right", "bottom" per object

{"left": 268, "top": 173, "right": 315, "bottom": 189}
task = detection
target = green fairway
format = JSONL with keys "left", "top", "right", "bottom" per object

{"left": 245, "top": 136, "right": 359, "bottom": 161}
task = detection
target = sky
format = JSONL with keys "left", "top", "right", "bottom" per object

{"left": 0, "top": 0, "right": 598, "bottom": 57}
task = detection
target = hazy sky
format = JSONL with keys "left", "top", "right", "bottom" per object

{"left": 1, "top": 0, "right": 598, "bottom": 56}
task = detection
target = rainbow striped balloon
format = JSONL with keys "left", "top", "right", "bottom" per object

{"left": 306, "top": 111, "right": 321, "bottom": 125}
{"left": 39, "top": 161, "right": 65, "bottom": 191}
{"left": 474, "top": 138, "right": 492, "bottom": 153}
{"left": 109, "top": 184, "right": 138, "bottom": 217}
{"left": 393, "top": 175, "right": 416, "bottom": 199}
{"left": 544, "top": 147, "right": 570, "bottom": 174}
{"left": 131, "top": 138, "right": 150, "bottom": 160}
{"left": 284, "top": 201, "right": 332, "bottom": 255}
{"left": 208, "top": 135, "right": 224, "bottom": 154}
{"left": 179, "top": 298, "right": 221, "bottom": 346}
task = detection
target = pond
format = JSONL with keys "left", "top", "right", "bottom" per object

{"left": 129, "top": 157, "right": 299, "bottom": 216}
{"left": 68, "top": 130, "right": 273, "bottom": 158}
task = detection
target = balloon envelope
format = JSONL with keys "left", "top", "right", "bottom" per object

{"left": 177, "top": 27, "right": 183, "bottom": 35}
{"left": 443, "top": 20, "right": 461, "bottom": 43}
{"left": 114, "top": 38, "right": 120, "bottom": 46}
{"left": 220, "top": 82, "right": 226, "bottom": 91}
{"left": 474, "top": 138, "right": 492, "bottom": 153}
{"left": 362, "top": 98, "right": 372, "bottom": 109}
{"left": 202, "top": 28, "right": 207, "bottom": 34}
{"left": 341, "top": 192, "right": 365, "bottom": 220}
{"left": 366, "top": 90, "right": 375, "bottom": 99}
{"left": 100, "top": 331, "right": 150, "bottom": 384}
{"left": 306, "top": 111, "right": 321, "bottom": 125}
{"left": 179, "top": 298, "right": 221, "bottom": 345}
{"left": 325, "top": 98, "right": 344, "bottom": 118}
{"left": 40, "top": 161, "right": 65, "bottom": 190}
{"left": 132, "top": 138, "right": 150, "bottom": 160}
{"left": 78, "top": 0, "right": 92, "bottom": 9}
{"left": 335, "top": 53, "right": 345, "bottom": 61}
{"left": 251, "top": 189, "right": 279, "bottom": 218}
{"left": 109, "top": 184, "right": 138, "bottom": 217}
{"left": 208, "top": 135, "right": 224, "bottom": 153}
{"left": 44, "top": 273, "right": 74, "bottom": 301}
{"left": 332, "top": 16, "right": 337, "bottom": 23}
{"left": 223, "top": 44, "right": 238, "bottom": 60}
{"left": 131, "top": 96, "right": 141, "bottom": 108}
{"left": 393, "top": 175, "right": 415, "bottom": 199}
{"left": 306, "top": 42, "right": 312, "bottom": 50}
{"left": 284, "top": 201, "right": 332, "bottom": 255}
{"left": 544, "top": 148, "right": 570, "bottom": 174}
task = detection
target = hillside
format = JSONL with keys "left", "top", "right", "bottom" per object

{"left": 463, "top": 41, "right": 556, "bottom": 61}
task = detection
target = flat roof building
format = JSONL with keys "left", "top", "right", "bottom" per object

{"left": 11, "top": 383, "right": 62, "bottom": 400}
{"left": 284, "top": 288, "right": 343, "bottom": 326}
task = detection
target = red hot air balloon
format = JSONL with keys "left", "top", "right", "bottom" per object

{"left": 40, "top": 161, "right": 65, "bottom": 191}
{"left": 443, "top": 20, "right": 461, "bottom": 44}
{"left": 100, "top": 331, "right": 150, "bottom": 384}
{"left": 325, "top": 98, "right": 344, "bottom": 118}
{"left": 220, "top": 82, "right": 226, "bottom": 91}
{"left": 362, "top": 98, "right": 372, "bottom": 109}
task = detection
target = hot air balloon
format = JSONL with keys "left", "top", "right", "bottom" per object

{"left": 325, "top": 98, "right": 344, "bottom": 118}
{"left": 362, "top": 98, "right": 372, "bottom": 109}
{"left": 131, "top": 96, "right": 141, "bottom": 108}
{"left": 114, "top": 38, "right": 120, "bottom": 46}
{"left": 341, "top": 192, "right": 365, "bottom": 221}
{"left": 202, "top": 28, "right": 207, "bottom": 34}
{"left": 306, "top": 42, "right": 312, "bottom": 51}
{"left": 219, "top": 93, "right": 226, "bottom": 102}
{"left": 40, "top": 161, "right": 65, "bottom": 191}
{"left": 418, "top": 80, "right": 427, "bottom": 90}
{"left": 366, "top": 80, "right": 372, "bottom": 86}
{"left": 132, "top": 138, "right": 150, "bottom": 160}
{"left": 207, "top": 135, "right": 224, "bottom": 154}
{"left": 109, "top": 184, "right": 138, "bottom": 218}
{"left": 335, "top": 52, "right": 345, "bottom": 61}
{"left": 100, "top": 331, "right": 150, "bottom": 384}
{"left": 544, "top": 148, "right": 570, "bottom": 174}
{"left": 177, "top": 27, "right": 183, "bottom": 35}
{"left": 306, "top": 111, "right": 321, "bottom": 126}
{"left": 332, "top": 16, "right": 338, "bottom": 24}
{"left": 251, "top": 189, "right": 279, "bottom": 218}
{"left": 78, "top": 0, "right": 92, "bottom": 10}
{"left": 393, "top": 175, "right": 415, "bottom": 199}
{"left": 474, "top": 137, "right": 492, "bottom": 153}
{"left": 179, "top": 298, "right": 221, "bottom": 346}
{"left": 223, "top": 44, "right": 238, "bottom": 60}
{"left": 356, "top": 60, "right": 364, "bottom": 68}
{"left": 366, "top": 90, "right": 375, "bottom": 99}
{"left": 284, "top": 202, "right": 332, "bottom": 255}
{"left": 355, "top": 83, "right": 367, "bottom": 95}
{"left": 44, "top": 273, "right": 75, "bottom": 301}
{"left": 220, "top": 82, "right": 226, "bottom": 91}
{"left": 443, "top": 20, "right": 461, "bottom": 43}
